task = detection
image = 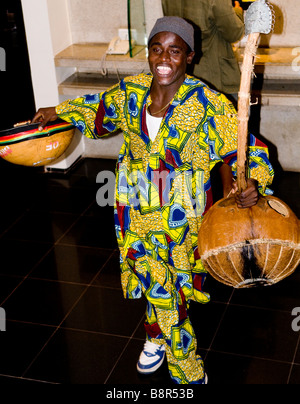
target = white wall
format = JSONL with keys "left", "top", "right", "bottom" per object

{"left": 21, "top": 0, "right": 73, "bottom": 108}
{"left": 67, "top": 0, "right": 127, "bottom": 43}
{"left": 67, "top": 0, "right": 163, "bottom": 44}
{"left": 64, "top": 0, "right": 299, "bottom": 47}
{"left": 144, "top": 0, "right": 163, "bottom": 38}
{"left": 21, "top": 0, "right": 58, "bottom": 107}
{"left": 263, "top": 0, "right": 300, "bottom": 47}
{"left": 47, "top": 0, "right": 72, "bottom": 55}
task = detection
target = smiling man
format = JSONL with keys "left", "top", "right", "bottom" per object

{"left": 32, "top": 17, "right": 273, "bottom": 384}
{"left": 146, "top": 17, "right": 195, "bottom": 117}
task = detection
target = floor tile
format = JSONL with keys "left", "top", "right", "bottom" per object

{"left": 0, "top": 321, "right": 55, "bottom": 377}
{"left": 211, "top": 305, "right": 299, "bottom": 363}
{"left": 2, "top": 278, "right": 86, "bottom": 326}
{"left": 0, "top": 210, "right": 26, "bottom": 236}
{"left": 189, "top": 301, "right": 229, "bottom": 350}
{"left": 2, "top": 211, "right": 78, "bottom": 244}
{"left": 29, "top": 244, "right": 113, "bottom": 284}
{"left": 289, "top": 364, "right": 300, "bottom": 384}
{"left": 292, "top": 335, "right": 300, "bottom": 365}
{"left": 203, "top": 275, "right": 234, "bottom": 304}
{"left": 0, "top": 276, "right": 24, "bottom": 305}
{"left": 30, "top": 185, "right": 96, "bottom": 215}
{"left": 92, "top": 250, "right": 122, "bottom": 289}
{"left": 0, "top": 239, "right": 52, "bottom": 277}
{"left": 204, "top": 351, "right": 291, "bottom": 384}
{"left": 73, "top": 157, "right": 116, "bottom": 179}
{"left": 0, "top": 375, "right": 55, "bottom": 384}
{"left": 84, "top": 201, "right": 114, "bottom": 219}
{"left": 24, "top": 328, "right": 129, "bottom": 384}
{"left": 58, "top": 214, "right": 117, "bottom": 249}
{"left": 231, "top": 270, "right": 300, "bottom": 312}
{"left": 61, "top": 286, "right": 146, "bottom": 336}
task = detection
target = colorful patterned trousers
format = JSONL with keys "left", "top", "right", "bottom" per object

{"left": 144, "top": 288, "right": 206, "bottom": 384}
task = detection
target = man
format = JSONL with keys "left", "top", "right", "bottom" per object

{"left": 33, "top": 17, "right": 273, "bottom": 384}
{"left": 162, "top": 0, "right": 245, "bottom": 98}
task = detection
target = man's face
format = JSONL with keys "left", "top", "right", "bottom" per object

{"left": 148, "top": 31, "right": 195, "bottom": 89}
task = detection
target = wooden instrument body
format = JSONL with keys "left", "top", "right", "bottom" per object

{"left": 0, "top": 120, "right": 75, "bottom": 167}
{"left": 198, "top": 196, "right": 300, "bottom": 288}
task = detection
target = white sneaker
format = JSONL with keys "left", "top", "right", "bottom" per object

{"left": 137, "top": 341, "right": 166, "bottom": 374}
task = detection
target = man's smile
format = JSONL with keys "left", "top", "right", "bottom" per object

{"left": 156, "top": 65, "right": 173, "bottom": 77}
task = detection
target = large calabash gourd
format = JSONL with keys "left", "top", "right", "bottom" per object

{"left": 0, "top": 119, "right": 75, "bottom": 167}
{"left": 198, "top": 195, "right": 300, "bottom": 288}
{"left": 198, "top": 0, "right": 300, "bottom": 288}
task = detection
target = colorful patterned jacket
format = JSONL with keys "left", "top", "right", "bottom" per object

{"left": 56, "top": 73, "right": 274, "bottom": 309}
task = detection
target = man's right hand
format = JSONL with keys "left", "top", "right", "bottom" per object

{"left": 32, "top": 107, "right": 58, "bottom": 131}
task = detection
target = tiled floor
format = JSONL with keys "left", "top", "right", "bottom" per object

{"left": 0, "top": 157, "right": 299, "bottom": 385}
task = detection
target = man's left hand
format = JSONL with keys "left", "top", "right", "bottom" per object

{"left": 231, "top": 178, "right": 259, "bottom": 208}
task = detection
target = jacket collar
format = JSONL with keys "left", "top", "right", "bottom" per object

{"left": 143, "top": 73, "right": 206, "bottom": 108}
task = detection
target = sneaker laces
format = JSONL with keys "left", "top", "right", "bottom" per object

{"left": 143, "top": 341, "right": 164, "bottom": 356}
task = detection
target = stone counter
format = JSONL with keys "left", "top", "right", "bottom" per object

{"left": 55, "top": 43, "right": 299, "bottom": 80}
{"left": 236, "top": 47, "right": 300, "bottom": 80}
{"left": 55, "top": 43, "right": 150, "bottom": 75}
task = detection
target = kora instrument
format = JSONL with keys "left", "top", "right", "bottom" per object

{"left": 198, "top": 0, "right": 300, "bottom": 288}
{"left": 0, "top": 119, "right": 75, "bottom": 167}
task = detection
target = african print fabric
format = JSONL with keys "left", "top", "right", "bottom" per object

{"left": 56, "top": 73, "right": 274, "bottom": 383}
{"left": 145, "top": 291, "right": 206, "bottom": 384}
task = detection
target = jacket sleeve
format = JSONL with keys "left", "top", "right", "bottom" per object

{"left": 208, "top": 93, "right": 274, "bottom": 195}
{"left": 56, "top": 94, "right": 102, "bottom": 139}
{"left": 212, "top": 0, "right": 245, "bottom": 44}
{"left": 56, "top": 82, "right": 124, "bottom": 139}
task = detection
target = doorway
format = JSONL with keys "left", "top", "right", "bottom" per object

{"left": 0, "top": 0, "right": 35, "bottom": 131}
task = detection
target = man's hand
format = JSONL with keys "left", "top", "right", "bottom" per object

{"left": 32, "top": 107, "right": 58, "bottom": 131}
{"left": 231, "top": 178, "right": 259, "bottom": 208}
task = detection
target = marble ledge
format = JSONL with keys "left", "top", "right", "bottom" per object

{"left": 58, "top": 73, "right": 300, "bottom": 109}
{"left": 236, "top": 46, "right": 300, "bottom": 80}
{"left": 55, "top": 43, "right": 150, "bottom": 74}
{"left": 55, "top": 43, "right": 300, "bottom": 80}
{"left": 58, "top": 73, "right": 124, "bottom": 96}
{"left": 55, "top": 43, "right": 297, "bottom": 65}
{"left": 236, "top": 47, "right": 297, "bottom": 66}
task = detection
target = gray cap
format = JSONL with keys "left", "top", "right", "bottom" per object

{"left": 148, "top": 16, "right": 194, "bottom": 52}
